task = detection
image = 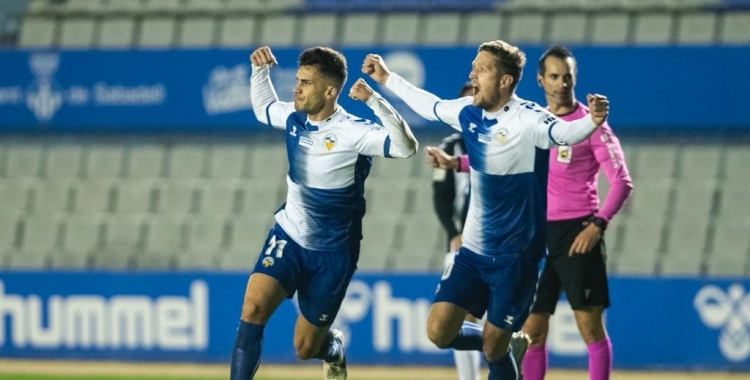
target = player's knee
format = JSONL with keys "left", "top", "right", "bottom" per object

{"left": 240, "top": 299, "right": 272, "bottom": 324}
{"left": 579, "top": 326, "right": 606, "bottom": 344}
{"left": 482, "top": 340, "right": 507, "bottom": 362}
{"left": 426, "top": 323, "right": 454, "bottom": 348}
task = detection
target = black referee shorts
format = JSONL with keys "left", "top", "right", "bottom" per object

{"left": 531, "top": 215, "right": 610, "bottom": 314}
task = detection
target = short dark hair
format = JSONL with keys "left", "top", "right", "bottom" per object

{"left": 538, "top": 46, "right": 576, "bottom": 76}
{"left": 298, "top": 47, "right": 347, "bottom": 90}
{"left": 478, "top": 40, "right": 526, "bottom": 90}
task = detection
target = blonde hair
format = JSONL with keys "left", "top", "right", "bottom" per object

{"left": 478, "top": 40, "right": 527, "bottom": 90}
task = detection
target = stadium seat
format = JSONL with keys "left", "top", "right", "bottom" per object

{"left": 660, "top": 217, "right": 709, "bottom": 275}
{"left": 411, "top": 181, "right": 436, "bottom": 217}
{"left": 365, "top": 182, "right": 412, "bottom": 215}
{"left": 6, "top": 145, "right": 43, "bottom": 178}
{"left": 549, "top": 13, "right": 588, "bottom": 44}
{"left": 198, "top": 181, "right": 242, "bottom": 216}
{"left": 167, "top": 144, "right": 207, "bottom": 178}
{"left": 19, "top": 214, "right": 61, "bottom": 254}
{"left": 155, "top": 179, "right": 199, "bottom": 214}
{"left": 144, "top": 0, "right": 184, "bottom": 13}
{"left": 185, "top": 216, "right": 228, "bottom": 256}
{"left": 633, "top": 12, "right": 674, "bottom": 44}
{"left": 382, "top": 14, "right": 421, "bottom": 45}
{"left": 5, "top": 250, "right": 49, "bottom": 269}
{"left": 340, "top": 13, "right": 379, "bottom": 47}
{"left": 93, "top": 248, "right": 134, "bottom": 269}
{"left": 224, "top": 0, "right": 267, "bottom": 12}
{"left": 248, "top": 143, "right": 288, "bottom": 182}
{"left": 241, "top": 181, "right": 284, "bottom": 215}
{"left": 0, "top": 180, "right": 32, "bottom": 213}
{"left": 142, "top": 215, "right": 188, "bottom": 255}
{"left": 614, "top": 216, "right": 664, "bottom": 274}
{"left": 44, "top": 145, "right": 83, "bottom": 178}
{"left": 590, "top": 12, "right": 630, "bottom": 45}
{"left": 299, "top": 14, "right": 339, "bottom": 46}
{"left": 84, "top": 145, "right": 125, "bottom": 178}
{"left": 389, "top": 216, "right": 445, "bottom": 272}
{"left": 59, "top": 17, "right": 96, "bottom": 48}
{"left": 720, "top": 11, "right": 750, "bottom": 44}
{"left": 707, "top": 217, "right": 750, "bottom": 276}
{"left": 134, "top": 251, "right": 175, "bottom": 269}
{"left": 0, "top": 212, "right": 21, "bottom": 252}
{"left": 113, "top": 180, "right": 158, "bottom": 214}
{"left": 175, "top": 251, "right": 217, "bottom": 270}
{"left": 207, "top": 145, "right": 249, "bottom": 178}
{"left": 625, "top": 178, "right": 672, "bottom": 216}
{"left": 507, "top": 12, "right": 546, "bottom": 44}
{"left": 17, "top": 17, "right": 57, "bottom": 47}
{"left": 184, "top": 0, "right": 224, "bottom": 13}
{"left": 723, "top": 145, "right": 750, "bottom": 184}
{"left": 718, "top": 184, "right": 750, "bottom": 218}
{"left": 678, "top": 144, "right": 721, "bottom": 182}
{"left": 101, "top": 215, "right": 146, "bottom": 255}
{"left": 360, "top": 215, "right": 400, "bottom": 271}
{"left": 369, "top": 154, "right": 419, "bottom": 180}
{"left": 224, "top": 214, "right": 276, "bottom": 257}
{"left": 33, "top": 179, "right": 74, "bottom": 213}
{"left": 463, "top": 13, "right": 504, "bottom": 45}
{"left": 259, "top": 14, "right": 298, "bottom": 46}
{"left": 672, "top": 180, "right": 716, "bottom": 217}
{"left": 50, "top": 251, "right": 90, "bottom": 269}
{"left": 59, "top": 214, "right": 104, "bottom": 258}
{"left": 179, "top": 17, "right": 217, "bottom": 47}
{"left": 218, "top": 16, "right": 257, "bottom": 47}
{"left": 676, "top": 12, "right": 717, "bottom": 44}
{"left": 125, "top": 145, "right": 166, "bottom": 178}
{"left": 422, "top": 13, "right": 462, "bottom": 45}
{"left": 98, "top": 17, "right": 136, "bottom": 47}
{"left": 71, "top": 179, "right": 115, "bottom": 213}
{"left": 216, "top": 249, "right": 255, "bottom": 271}
{"left": 138, "top": 16, "right": 177, "bottom": 48}
{"left": 105, "top": 0, "right": 145, "bottom": 14}
{"left": 632, "top": 144, "right": 677, "bottom": 180}
{"left": 58, "top": 0, "right": 107, "bottom": 15}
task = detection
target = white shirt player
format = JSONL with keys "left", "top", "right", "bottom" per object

{"left": 250, "top": 65, "right": 416, "bottom": 251}
{"left": 385, "top": 73, "right": 598, "bottom": 257}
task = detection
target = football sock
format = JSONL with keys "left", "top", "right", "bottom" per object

{"left": 230, "top": 320, "right": 264, "bottom": 380}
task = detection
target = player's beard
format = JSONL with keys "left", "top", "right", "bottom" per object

{"left": 294, "top": 96, "right": 325, "bottom": 115}
{"left": 474, "top": 86, "right": 502, "bottom": 111}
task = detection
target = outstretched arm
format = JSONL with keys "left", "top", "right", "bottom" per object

{"left": 534, "top": 94, "right": 610, "bottom": 148}
{"left": 249, "top": 46, "right": 292, "bottom": 129}
{"left": 362, "top": 54, "right": 464, "bottom": 130}
{"left": 350, "top": 79, "right": 417, "bottom": 158}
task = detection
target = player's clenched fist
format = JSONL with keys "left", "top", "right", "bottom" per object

{"left": 348, "top": 78, "right": 374, "bottom": 102}
{"left": 587, "top": 94, "right": 609, "bottom": 126}
{"left": 249, "top": 46, "right": 278, "bottom": 67}
{"left": 361, "top": 54, "right": 390, "bottom": 85}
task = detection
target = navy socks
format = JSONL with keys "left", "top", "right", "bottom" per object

{"left": 230, "top": 320, "right": 265, "bottom": 380}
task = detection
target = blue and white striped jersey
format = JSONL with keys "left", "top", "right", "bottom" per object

{"left": 251, "top": 63, "right": 415, "bottom": 251}
{"left": 385, "top": 73, "right": 597, "bottom": 258}
{"left": 261, "top": 102, "right": 393, "bottom": 251}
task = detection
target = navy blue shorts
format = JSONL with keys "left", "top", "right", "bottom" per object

{"left": 434, "top": 247, "right": 541, "bottom": 332}
{"left": 251, "top": 224, "right": 360, "bottom": 327}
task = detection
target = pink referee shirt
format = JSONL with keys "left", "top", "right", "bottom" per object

{"left": 547, "top": 101, "right": 632, "bottom": 221}
{"left": 458, "top": 101, "right": 633, "bottom": 222}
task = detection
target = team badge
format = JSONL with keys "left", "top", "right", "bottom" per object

{"left": 262, "top": 257, "right": 274, "bottom": 267}
{"left": 496, "top": 128, "right": 509, "bottom": 143}
{"left": 557, "top": 146, "right": 572, "bottom": 163}
{"left": 324, "top": 134, "right": 337, "bottom": 151}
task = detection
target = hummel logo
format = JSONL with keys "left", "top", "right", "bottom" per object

{"left": 504, "top": 315, "right": 514, "bottom": 326}
{"left": 319, "top": 314, "right": 329, "bottom": 322}
{"left": 290, "top": 125, "right": 297, "bottom": 137}
{"left": 468, "top": 123, "right": 477, "bottom": 133}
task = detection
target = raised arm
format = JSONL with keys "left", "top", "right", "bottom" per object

{"left": 249, "top": 46, "right": 292, "bottom": 129}
{"left": 362, "top": 54, "right": 465, "bottom": 130}
{"left": 533, "top": 94, "right": 610, "bottom": 148}
{"left": 349, "top": 78, "right": 417, "bottom": 158}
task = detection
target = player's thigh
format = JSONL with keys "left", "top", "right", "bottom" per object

{"left": 523, "top": 312, "right": 551, "bottom": 345}
{"left": 434, "top": 248, "right": 489, "bottom": 320}
{"left": 485, "top": 255, "right": 540, "bottom": 333}
{"left": 297, "top": 243, "right": 360, "bottom": 327}
{"left": 240, "top": 273, "right": 288, "bottom": 324}
{"left": 427, "top": 301, "right": 471, "bottom": 347}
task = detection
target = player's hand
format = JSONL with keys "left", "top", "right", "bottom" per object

{"left": 348, "top": 78, "right": 374, "bottom": 102}
{"left": 568, "top": 223, "right": 602, "bottom": 256}
{"left": 449, "top": 234, "right": 462, "bottom": 253}
{"left": 587, "top": 94, "right": 609, "bottom": 126}
{"left": 249, "top": 46, "right": 278, "bottom": 67}
{"left": 425, "top": 146, "right": 459, "bottom": 170}
{"left": 361, "top": 54, "right": 391, "bottom": 85}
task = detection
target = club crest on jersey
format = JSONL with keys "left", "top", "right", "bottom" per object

{"left": 262, "top": 257, "right": 275, "bottom": 267}
{"left": 496, "top": 128, "right": 509, "bottom": 143}
{"left": 557, "top": 146, "right": 572, "bottom": 163}
{"left": 324, "top": 134, "right": 337, "bottom": 151}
